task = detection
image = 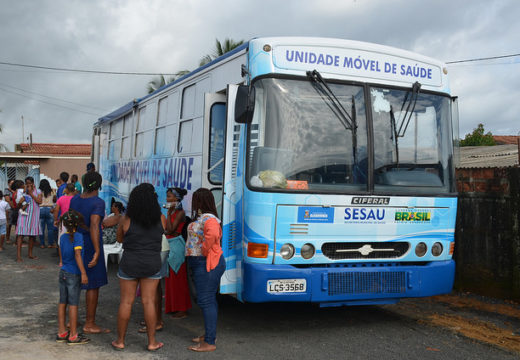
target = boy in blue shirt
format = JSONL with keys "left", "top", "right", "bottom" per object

{"left": 56, "top": 210, "right": 90, "bottom": 345}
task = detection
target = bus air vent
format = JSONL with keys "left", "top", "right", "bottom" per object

{"left": 321, "top": 242, "right": 409, "bottom": 260}
{"left": 227, "top": 221, "right": 237, "bottom": 250}
{"left": 327, "top": 271, "right": 406, "bottom": 295}
{"left": 289, "top": 223, "right": 309, "bottom": 235}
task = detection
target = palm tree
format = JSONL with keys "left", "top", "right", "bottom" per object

{"left": 146, "top": 70, "right": 191, "bottom": 94}
{"left": 146, "top": 37, "right": 244, "bottom": 93}
{"left": 147, "top": 75, "right": 168, "bottom": 94}
{"left": 199, "top": 38, "right": 244, "bottom": 66}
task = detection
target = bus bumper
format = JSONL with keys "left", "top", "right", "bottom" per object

{"left": 242, "top": 260, "right": 455, "bottom": 305}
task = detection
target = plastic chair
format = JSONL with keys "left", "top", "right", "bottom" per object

{"left": 103, "top": 242, "right": 123, "bottom": 267}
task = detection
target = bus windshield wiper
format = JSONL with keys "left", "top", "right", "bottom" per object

{"left": 389, "top": 81, "right": 421, "bottom": 166}
{"left": 306, "top": 69, "right": 357, "bottom": 160}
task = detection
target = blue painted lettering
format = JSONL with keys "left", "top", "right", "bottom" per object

{"left": 168, "top": 159, "right": 173, "bottom": 186}
{"left": 187, "top": 158, "right": 194, "bottom": 190}
{"left": 343, "top": 57, "right": 353, "bottom": 68}
{"left": 179, "top": 158, "right": 187, "bottom": 188}
{"left": 162, "top": 159, "right": 168, "bottom": 187}
{"left": 344, "top": 208, "right": 386, "bottom": 221}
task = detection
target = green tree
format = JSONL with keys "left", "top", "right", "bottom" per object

{"left": 147, "top": 70, "right": 191, "bottom": 94}
{"left": 199, "top": 38, "right": 244, "bottom": 66}
{"left": 460, "top": 123, "right": 496, "bottom": 146}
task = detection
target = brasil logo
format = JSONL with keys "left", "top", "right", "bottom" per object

{"left": 395, "top": 211, "right": 431, "bottom": 222}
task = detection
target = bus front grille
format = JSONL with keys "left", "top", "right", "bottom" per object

{"left": 321, "top": 242, "right": 409, "bottom": 260}
{"left": 328, "top": 271, "right": 406, "bottom": 295}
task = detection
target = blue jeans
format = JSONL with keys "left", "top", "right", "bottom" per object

{"left": 39, "top": 207, "right": 55, "bottom": 246}
{"left": 187, "top": 255, "right": 225, "bottom": 345}
{"left": 59, "top": 269, "right": 81, "bottom": 306}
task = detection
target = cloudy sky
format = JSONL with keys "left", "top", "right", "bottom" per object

{"left": 0, "top": 0, "right": 518, "bottom": 151}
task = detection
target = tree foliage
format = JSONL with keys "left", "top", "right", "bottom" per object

{"left": 199, "top": 38, "right": 244, "bottom": 67}
{"left": 147, "top": 70, "right": 191, "bottom": 94}
{"left": 460, "top": 123, "right": 496, "bottom": 146}
{"left": 146, "top": 38, "right": 244, "bottom": 94}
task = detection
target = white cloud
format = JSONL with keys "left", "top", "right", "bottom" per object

{"left": 0, "top": 0, "right": 519, "bottom": 151}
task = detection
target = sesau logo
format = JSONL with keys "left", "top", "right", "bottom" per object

{"left": 344, "top": 208, "right": 385, "bottom": 221}
{"left": 395, "top": 211, "right": 431, "bottom": 222}
{"left": 351, "top": 197, "right": 390, "bottom": 205}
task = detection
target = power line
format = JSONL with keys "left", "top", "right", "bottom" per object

{"left": 0, "top": 61, "right": 178, "bottom": 76}
{"left": 0, "top": 52, "right": 518, "bottom": 77}
{"left": 446, "top": 53, "right": 520, "bottom": 64}
{"left": 0, "top": 82, "right": 109, "bottom": 112}
{"left": 0, "top": 86, "right": 102, "bottom": 116}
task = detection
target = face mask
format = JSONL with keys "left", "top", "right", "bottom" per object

{"left": 164, "top": 201, "right": 181, "bottom": 209}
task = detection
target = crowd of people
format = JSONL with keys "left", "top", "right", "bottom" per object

{"left": 0, "top": 162, "right": 225, "bottom": 353}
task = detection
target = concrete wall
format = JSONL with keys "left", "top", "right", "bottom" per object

{"left": 455, "top": 167, "right": 520, "bottom": 299}
{"left": 39, "top": 158, "right": 89, "bottom": 183}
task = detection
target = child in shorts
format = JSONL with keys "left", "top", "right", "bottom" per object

{"left": 55, "top": 210, "right": 90, "bottom": 345}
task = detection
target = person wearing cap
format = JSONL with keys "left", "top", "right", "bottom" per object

{"left": 82, "top": 163, "right": 96, "bottom": 189}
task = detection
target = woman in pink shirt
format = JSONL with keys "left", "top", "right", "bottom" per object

{"left": 54, "top": 183, "right": 76, "bottom": 227}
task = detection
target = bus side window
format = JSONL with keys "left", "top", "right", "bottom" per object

{"left": 108, "top": 119, "right": 123, "bottom": 160}
{"left": 209, "top": 103, "right": 226, "bottom": 184}
{"left": 178, "top": 120, "right": 193, "bottom": 153}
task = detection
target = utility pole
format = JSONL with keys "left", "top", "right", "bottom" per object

{"left": 21, "top": 115, "right": 24, "bottom": 143}
{"left": 517, "top": 131, "right": 520, "bottom": 167}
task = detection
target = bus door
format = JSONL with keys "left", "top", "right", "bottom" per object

{"left": 202, "top": 90, "right": 241, "bottom": 295}
{"left": 202, "top": 93, "right": 226, "bottom": 210}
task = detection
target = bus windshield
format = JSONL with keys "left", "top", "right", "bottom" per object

{"left": 370, "top": 86, "right": 453, "bottom": 193}
{"left": 247, "top": 77, "right": 368, "bottom": 192}
{"left": 247, "top": 78, "right": 454, "bottom": 194}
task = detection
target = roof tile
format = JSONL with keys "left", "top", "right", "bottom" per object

{"left": 19, "top": 143, "right": 91, "bottom": 156}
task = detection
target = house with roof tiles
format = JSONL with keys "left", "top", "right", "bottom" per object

{"left": 0, "top": 143, "right": 91, "bottom": 188}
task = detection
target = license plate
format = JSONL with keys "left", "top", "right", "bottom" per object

{"left": 267, "top": 279, "right": 306, "bottom": 294}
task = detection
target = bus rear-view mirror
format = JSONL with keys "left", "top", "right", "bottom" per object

{"left": 235, "top": 85, "right": 255, "bottom": 124}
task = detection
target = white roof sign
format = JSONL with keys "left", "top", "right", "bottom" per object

{"left": 273, "top": 45, "right": 442, "bottom": 87}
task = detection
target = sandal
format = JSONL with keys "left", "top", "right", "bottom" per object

{"left": 192, "top": 335, "right": 204, "bottom": 343}
{"left": 138, "top": 324, "right": 163, "bottom": 333}
{"left": 192, "top": 335, "right": 217, "bottom": 343}
{"left": 56, "top": 331, "right": 69, "bottom": 343}
{"left": 83, "top": 327, "right": 111, "bottom": 334}
{"left": 170, "top": 311, "right": 188, "bottom": 319}
{"left": 67, "top": 333, "right": 90, "bottom": 346}
{"left": 188, "top": 342, "right": 216, "bottom": 352}
{"left": 111, "top": 340, "right": 124, "bottom": 351}
{"left": 147, "top": 342, "right": 164, "bottom": 352}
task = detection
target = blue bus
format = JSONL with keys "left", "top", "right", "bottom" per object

{"left": 93, "top": 37, "right": 459, "bottom": 307}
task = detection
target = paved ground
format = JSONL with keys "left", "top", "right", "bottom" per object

{"left": 1, "top": 239, "right": 520, "bottom": 360}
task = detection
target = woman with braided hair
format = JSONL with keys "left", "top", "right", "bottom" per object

{"left": 69, "top": 171, "right": 110, "bottom": 334}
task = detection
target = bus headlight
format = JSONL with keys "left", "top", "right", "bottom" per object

{"left": 415, "top": 242, "right": 427, "bottom": 257}
{"left": 431, "top": 242, "right": 443, "bottom": 256}
{"left": 301, "top": 243, "right": 315, "bottom": 259}
{"left": 280, "top": 244, "right": 295, "bottom": 260}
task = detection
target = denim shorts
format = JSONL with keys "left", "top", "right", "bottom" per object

{"left": 59, "top": 269, "right": 81, "bottom": 306}
{"left": 117, "top": 267, "right": 162, "bottom": 281}
{"left": 0, "top": 223, "right": 6, "bottom": 235}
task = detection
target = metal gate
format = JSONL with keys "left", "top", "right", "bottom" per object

{"left": 0, "top": 162, "right": 40, "bottom": 191}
